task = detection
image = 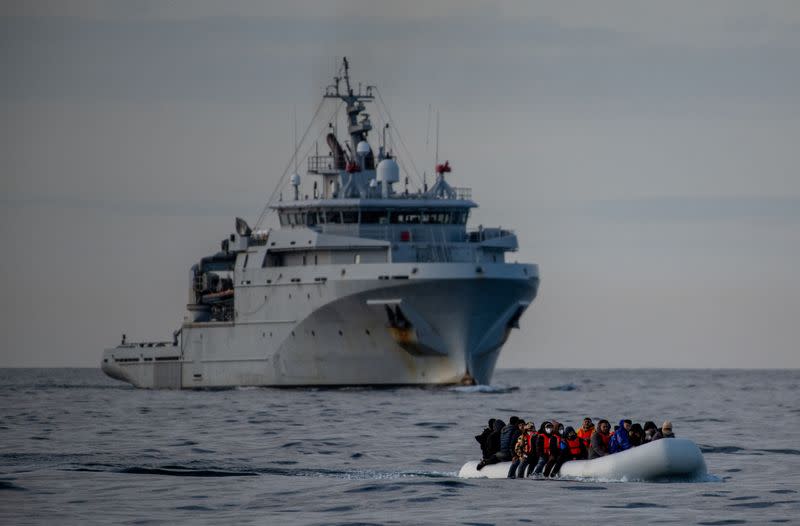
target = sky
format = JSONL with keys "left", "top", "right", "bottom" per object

{"left": 2, "top": 0, "right": 800, "bottom": 368}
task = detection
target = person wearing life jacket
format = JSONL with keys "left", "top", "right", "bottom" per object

{"left": 477, "top": 416, "right": 518, "bottom": 470}
{"left": 531, "top": 421, "right": 552, "bottom": 476}
{"left": 576, "top": 417, "right": 595, "bottom": 450}
{"left": 608, "top": 419, "right": 632, "bottom": 454}
{"left": 513, "top": 422, "right": 538, "bottom": 478}
{"left": 589, "top": 419, "right": 612, "bottom": 459}
{"left": 550, "top": 426, "right": 586, "bottom": 476}
{"left": 542, "top": 420, "right": 565, "bottom": 477}
{"left": 508, "top": 421, "right": 534, "bottom": 478}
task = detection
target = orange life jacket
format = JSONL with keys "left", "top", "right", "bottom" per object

{"left": 566, "top": 437, "right": 582, "bottom": 456}
{"left": 577, "top": 427, "right": 594, "bottom": 447}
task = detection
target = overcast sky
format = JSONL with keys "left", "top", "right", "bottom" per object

{"left": 2, "top": 1, "right": 799, "bottom": 368}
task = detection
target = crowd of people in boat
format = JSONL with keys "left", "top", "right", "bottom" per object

{"left": 474, "top": 416, "right": 676, "bottom": 478}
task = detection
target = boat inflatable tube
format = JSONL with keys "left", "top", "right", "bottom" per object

{"left": 459, "top": 438, "right": 707, "bottom": 481}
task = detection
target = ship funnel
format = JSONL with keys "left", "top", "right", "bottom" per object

{"left": 376, "top": 159, "right": 399, "bottom": 198}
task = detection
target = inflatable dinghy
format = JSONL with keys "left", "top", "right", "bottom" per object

{"left": 459, "top": 438, "right": 707, "bottom": 481}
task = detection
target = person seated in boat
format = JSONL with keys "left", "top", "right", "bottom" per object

{"left": 608, "top": 419, "right": 632, "bottom": 454}
{"left": 576, "top": 417, "right": 595, "bottom": 449}
{"left": 549, "top": 426, "right": 587, "bottom": 476}
{"left": 653, "top": 420, "right": 675, "bottom": 440}
{"left": 506, "top": 419, "right": 526, "bottom": 478}
{"left": 589, "top": 419, "right": 612, "bottom": 459}
{"left": 629, "top": 423, "right": 644, "bottom": 447}
{"left": 531, "top": 421, "right": 552, "bottom": 476}
{"left": 517, "top": 422, "right": 540, "bottom": 478}
{"left": 509, "top": 421, "right": 536, "bottom": 478}
{"left": 542, "top": 420, "right": 564, "bottom": 477}
{"left": 485, "top": 419, "right": 505, "bottom": 457}
{"left": 475, "top": 418, "right": 497, "bottom": 460}
{"left": 476, "top": 416, "right": 519, "bottom": 470}
{"left": 643, "top": 421, "right": 658, "bottom": 443}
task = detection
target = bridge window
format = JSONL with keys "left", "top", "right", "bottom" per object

{"left": 361, "top": 210, "right": 388, "bottom": 224}
{"left": 342, "top": 211, "right": 359, "bottom": 223}
{"left": 387, "top": 210, "right": 468, "bottom": 225}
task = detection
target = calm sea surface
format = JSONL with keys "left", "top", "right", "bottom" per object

{"left": 1, "top": 368, "right": 798, "bottom": 525}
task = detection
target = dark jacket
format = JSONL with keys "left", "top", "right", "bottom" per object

{"left": 499, "top": 423, "right": 518, "bottom": 455}
{"left": 608, "top": 420, "right": 632, "bottom": 454}
{"left": 653, "top": 429, "right": 675, "bottom": 441}
{"left": 475, "top": 419, "right": 496, "bottom": 459}
{"left": 486, "top": 420, "right": 505, "bottom": 456}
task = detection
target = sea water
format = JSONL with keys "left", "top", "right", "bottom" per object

{"left": 0, "top": 368, "right": 798, "bottom": 525}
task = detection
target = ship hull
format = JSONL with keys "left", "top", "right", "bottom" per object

{"left": 102, "top": 263, "right": 538, "bottom": 388}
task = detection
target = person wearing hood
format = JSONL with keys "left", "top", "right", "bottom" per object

{"left": 550, "top": 426, "right": 586, "bottom": 476}
{"left": 508, "top": 421, "right": 535, "bottom": 478}
{"left": 542, "top": 420, "right": 564, "bottom": 477}
{"left": 653, "top": 420, "right": 675, "bottom": 440}
{"left": 589, "top": 419, "right": 612, "bottom": 459}
{"left": 475, "top": 418, "right": 496, "bottom": 460}
{"left": 530, "top": 421, "right": 550, "bottom": 475}
{"left": 629, "top": 423, "right": 644, "bottom": 447}
{"left": 643, "top": 421, "right": 658, "bottom": 443}
{"left": 517, "top": 422, "right": 539, "bottom": 478}
{"left": 477, "top": 416, "right": 519, "bottom": 470}
{"left": 485, "top": 419, "right": 505, "bottom": 457}
{"left": 608, "top": 419, "right": 632, "bottom": 454}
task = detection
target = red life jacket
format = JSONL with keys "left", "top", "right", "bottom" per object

{"left": 566, "top": 437, "right": 582, "bottom": 456}
{"left": 541, "top": 433, "right": 552, "bottom": 454}
{"left": 598, "top": 431, "right": 611, "bottom": 448}
{"left": 525, "top": 432, "right": 537, "bottom": 455}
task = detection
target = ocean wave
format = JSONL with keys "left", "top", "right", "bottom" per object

{"left": 449, "top": 384, "right": 518, "bottom": 394}
{"left": 64, "top": 462, "right": 458, "bottom": 481}
{"left": 549, "top": 383, "right": 579, "bottom": 391}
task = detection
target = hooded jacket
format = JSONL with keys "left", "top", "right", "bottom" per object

{"left": 475, "top": 419, "right": 496, "bottom": 459}
{"left": 560, "top": 426, "right": 587, "bottom": 460}
{"left": 486, "top": 419, "right": 505, "bottom": 456}
{"left": 499, "top": 421, "right": 519, "bottom": 455}
{"left": 608, "top": 419, "right": 632, "bottom": 453}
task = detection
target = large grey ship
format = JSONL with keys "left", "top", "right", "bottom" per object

{"left": 101, "top": 59, "right": 539, "bottom": 388}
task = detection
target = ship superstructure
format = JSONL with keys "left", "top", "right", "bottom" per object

{"left": 101, "top": 59, "right": 539, "bottom": 388}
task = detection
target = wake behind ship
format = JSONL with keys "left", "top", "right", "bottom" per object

{"left": 101, "top": 59, "right": 539, "bottom": 388}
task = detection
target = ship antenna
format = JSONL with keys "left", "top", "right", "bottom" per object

{"left": 293, "top": 104, "right": 298, "bottom": 174}
{"left": 343, "top": 57, "right": 352, "bottom": 95}
{"left": 435, "top": 109, "right": 440, "bottom": 167}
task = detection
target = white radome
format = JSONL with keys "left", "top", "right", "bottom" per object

{"left": 376, "top": 158, "right": 399, "bottom": 183}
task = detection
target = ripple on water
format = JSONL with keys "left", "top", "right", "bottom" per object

{"left": 728, "top": 500, "right": 797, "bottom": 509}
{"left": 603, "top": 502, "right": 665, "bottom": 509}
{"left": 0, "top": 480, "right": 26, "bottom": 491}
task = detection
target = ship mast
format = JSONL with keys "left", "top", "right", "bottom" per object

{"left": 325, "top": 57, "right": 375, "bottom": 154}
